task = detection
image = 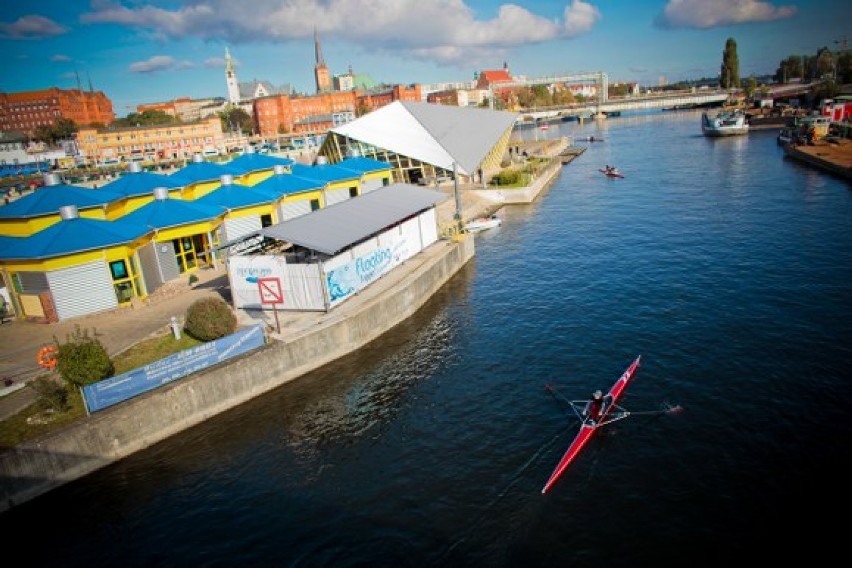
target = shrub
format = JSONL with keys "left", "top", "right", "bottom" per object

{"left": 188, "top": 274, "right": 199, "bottom": 287}
{"left": 55, "top": 326, "right": 114, "bottom": 387}
{"left": 494, "top": 169, "right": 522, "bottom": 186}
{"left": 30, "top": 376, "right": 70, "bottom": 412}
{"left": 184, "top": 297, "right": 236, "bottom": 341}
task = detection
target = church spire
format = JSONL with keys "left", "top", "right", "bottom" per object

{"left": 314, "top": 27, "right": 325, "bottom": 67}
{"left": 225, "top": 47, "right": 240, "bottom": 104}
{"left": 313, "top": 28, "right": 331, "bottom": 93}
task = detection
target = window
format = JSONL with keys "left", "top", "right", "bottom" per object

{"left": 310, "top": 199, "right": 320, "bottom": 211}
{"left": 260, "top": 214, "right": 273, "bottom": 227}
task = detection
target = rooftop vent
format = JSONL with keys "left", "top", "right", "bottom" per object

{"left": 153, "top": 186, "right": 170, "bottom": 200}
{"left": 273, "top": 164, "right": 287, "bottom": 175}
{"left": 192, "top": 153, "right": 204, "bottom": 163}
{"left": 346, "top": 148, "right": 360, "bottom": 157}
{"left": 220, "top": 174, "right": 234, "bottom": 186}
{"left": 59, "top": 204, "right": 79, "bottom": 220}
{"left": 127, "top": 161, "right": 143, "bottom": 173}
{"left": 245, "top": 145, "right": 255, "bottom": 154}
{"left": 43, "top": 172, "right": 62, "bottom": 187}
{"left": 316, "top": 155, "right": 328, "bottom": 165}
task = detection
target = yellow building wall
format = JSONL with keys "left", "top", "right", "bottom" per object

{"left": 242, "top": 169, "right": 277, "bottom": 186}
{"left": 154, "top": 220, "right": 222, "bottom": 242}
{"left": 181, "top": 179, "right": 227, "bottom": 200}
{"left": 0, "top": 206, "right": 109, "bottom": 237}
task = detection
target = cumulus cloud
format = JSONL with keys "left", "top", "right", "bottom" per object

{"left": 129, "top": 55, "right": 194, "bottom": 73}
{"left": 82, "top": 0, "right": 601, "bottom": 65}
{"left": 655, "top": 0, "right": 796, "bottom": 29}
{"left": 0, "top": 15, "right": 68, "bottom": 39}
{"left": 204, "top": 57, "right": 226, "bottom": 68}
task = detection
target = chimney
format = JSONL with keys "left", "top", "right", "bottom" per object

{"left": 43, "top": 172, "right": 62, "bottom": 186}
{"left": 153, "top": 187, "right": 170, "bottom": 200}
{"left": 59, "top": 204, "right": 79, "bottom": 220}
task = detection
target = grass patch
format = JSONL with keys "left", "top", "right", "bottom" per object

{"left": 0, "top": 331, "right": 203, "bottom": 447}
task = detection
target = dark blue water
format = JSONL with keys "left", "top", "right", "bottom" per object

{"left": 2, "top": 111, "right": 851, "bottom": 566}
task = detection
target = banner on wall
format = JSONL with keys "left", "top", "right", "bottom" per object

{"left": 326, "top": 236, "right": 412, "bottom": 307}
{"left": 81, "top": 324, "right": 266, "bottom": 413}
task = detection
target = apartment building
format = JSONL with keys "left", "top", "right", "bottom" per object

{"left": 76, "top": 117, "right": 226, "bottom": 165}
{"left": 0, "top": 88, "right": 115, "bottom": 136}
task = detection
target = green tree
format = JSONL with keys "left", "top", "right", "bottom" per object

{"left": 113, "top": 109, "right": 175, "bottom": 128}
{"left": 720, "top": 37, "right": 741, "bottom": 89}
{"left": 219, "top": 105, "right": 255, "bottom": 135}
{"left": 744, "top": 75, "right": 758, "bottom": 99}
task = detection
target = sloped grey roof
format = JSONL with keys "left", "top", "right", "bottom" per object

{"left": 259, "top": 183, "right": 447, "bottom": 255}
{"left": 330, "top": 100, "right": 517, "bottom": 176}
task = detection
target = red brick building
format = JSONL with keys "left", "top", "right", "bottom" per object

{"left": 0, "top": 88, "right": 115, "bottom": 136}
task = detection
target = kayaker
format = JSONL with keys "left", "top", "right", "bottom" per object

{"left": 585, "top": 390, "right": 605, "bottom": 422}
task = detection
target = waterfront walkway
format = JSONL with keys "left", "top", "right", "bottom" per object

{"left": 0, "top": 138, "right": 578, "bottom": 421}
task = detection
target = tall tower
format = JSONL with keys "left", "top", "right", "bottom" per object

{"left": 225, "top": 47, "right": 241, "bottom": 104}
{"left": 314, "top": 28, "right": 332, "bottom": 94}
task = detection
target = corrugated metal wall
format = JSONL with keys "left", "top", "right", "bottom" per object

{"left": 360, "top": 178, "right": 383, "bottom": 194}
{"left": 154, "top": 241, "right": 180, "bottom": 282}
{"left": 279, "top": 200, "right": 312, "bottom": 221}
{"left": 325, "top": 188, "right": 351, "bottom": 206}
{"left": 47, "top": 260, "right": 117, "bottom": 320}
{"left": 138, "top": 242, "right": 165, "bottom": 295}
{"left": 223, "top": 216, "right": 261, "bottom": 243}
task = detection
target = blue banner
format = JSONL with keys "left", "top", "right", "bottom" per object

{"left": 82, "top": 324, "right": 265, "bottom": 413}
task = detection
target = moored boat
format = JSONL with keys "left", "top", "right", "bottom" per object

{"left": 701, "top": 109, "right": 749, "bottom": 137}
{"left": 464, "top": 214, "right": 501, "bottom": 233}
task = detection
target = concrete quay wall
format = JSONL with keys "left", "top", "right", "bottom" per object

{"left": 0, "top": 237, "right": 475, "bottom": 513}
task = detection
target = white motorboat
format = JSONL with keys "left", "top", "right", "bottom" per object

{"left": 464, "top": 214, "right": 502, "bottom": 233}
{"left": 701, "top": 109, "right": 749, "bottom": 137}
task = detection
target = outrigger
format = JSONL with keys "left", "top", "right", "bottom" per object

{"left": 541, "top": 355, "right": 681, "bottom": 494}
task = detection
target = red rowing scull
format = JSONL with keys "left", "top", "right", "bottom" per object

{"left": 541, "top": 355, "right": 642, "bottom": 494}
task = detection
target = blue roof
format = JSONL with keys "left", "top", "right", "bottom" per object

{"left": 118, "top": 196, "right": 225, "bottom": 230}
{"left": 167, "top": 161, "right": 243, "bottom": 186}
{"left": 195, "top": 181, "right": 280, "bottom": 210}
{"left": 0, "top": 183, "right": 123, "bottom": 219}
{"left": 0, "top": 217, "right": 151, "bottom": 260}
{"left": 252, "top": 172, "right": 326, "bottom": 197}
{"left": 225, "top": 153, "right": 294, "bottom": 175}
{"left": 290, "top": 162, "right": 361, "bottom": 183}
{"left": 99, "top": 170, "right": 183, "bottom": 198}
{"left": 336, "top": 156, "right": 392, "bottom": 175}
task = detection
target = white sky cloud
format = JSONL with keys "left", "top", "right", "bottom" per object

{"left": 129, "top": 55, "right": 194, "bottom": 73}
{"left": 82, "top": 0, "right": 601, "bottom": 64}
{"left": 0, "top": 15, "right": 68, "bottom": 39}
{"left": 51, "top": 54, "right": 72, "bottom": 62}
{"left": 655, "top": 0, "right": 796, "bottom": 29}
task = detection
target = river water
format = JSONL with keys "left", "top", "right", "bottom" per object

{"left": 2, "top": 110, "right": 850, "bottom": 567}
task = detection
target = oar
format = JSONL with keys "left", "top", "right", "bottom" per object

{"left": 545, "top": 384, "right": 586, "bottom": 421}
{"left": 625, "top": 404, "right": 684, "bottom": 417}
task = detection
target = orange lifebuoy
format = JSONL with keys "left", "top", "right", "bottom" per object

{"left": 37, "top": 345, "right": 58, "bottom": 370}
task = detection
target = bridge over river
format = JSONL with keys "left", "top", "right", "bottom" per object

{"left": 519, "top": 90, "right": 729, "bottom": 123}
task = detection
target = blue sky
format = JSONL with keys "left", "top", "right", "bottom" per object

{"left": 1, "top": 1, "right": 846, "bottom": 117}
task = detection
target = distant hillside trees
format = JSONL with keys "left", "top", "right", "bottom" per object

{"left": 720, "top": 38, "right": 741, "bottom": 89}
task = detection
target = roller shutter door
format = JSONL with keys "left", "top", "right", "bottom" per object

{"left": 47, "top": 260, "right": 117, "bottom": 320}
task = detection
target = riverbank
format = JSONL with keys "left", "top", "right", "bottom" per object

{"left": 0, "top": 140, "right": 580, "bottom": 512}
{"left": 782, "top": 137, "right": 852, "bottom": 180}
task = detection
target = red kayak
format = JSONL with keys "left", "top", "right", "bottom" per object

{"left": 541, "top": 355, "right": 642, "bottom": 494}
{"left": 599, "top": 168, "right": 625, "bottom": 179}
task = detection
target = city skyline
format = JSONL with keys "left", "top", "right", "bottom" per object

{"left": 1, "top": 0, "right": 846, "bottom": 117}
